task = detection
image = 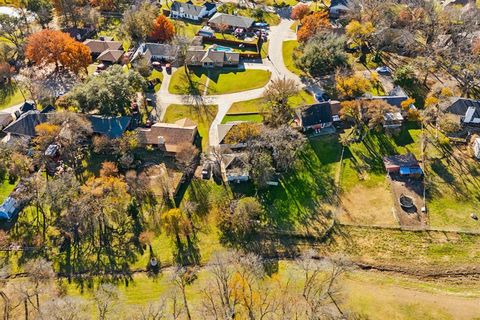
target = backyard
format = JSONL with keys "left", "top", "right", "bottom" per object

{"left": 310, "top": 122, "right": 422, "bottom": 225}
{"left": 163, "top": 104, "right": 218, "bottom": 151}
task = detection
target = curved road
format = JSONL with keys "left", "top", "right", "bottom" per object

{"left": 155, "top": 18, "right": 313, "bottom": 148}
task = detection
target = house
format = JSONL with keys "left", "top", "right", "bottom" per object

{"left": 364, "top": 86, "right": 415, "bottom": 128}
{"left": 442, "top": 97, "right": 480, "bottom": 126}
{"left": 83, "top": 39, "right": 123, "bottom": 63}
{"left": 136, "top": 118, "right": 198, "bottom": 154}
{"left": 221, "top": 153, "right": 250, "bottom": 183}
{"left": 329, "top": 0, "right": 351, "bottom": 18}
{"left": 198, "top": 26, "right": 215, "bottom": 38}
{"left": 294, "top": 101, "right": 341, "bottom": 132}
{"left": 63, "top": 26, "right": 96, "bottom": 42}
{"left": 383, "top": 153, "right": 423, "bottom": 177}
{"left": 0, "top": 197, "right": 20, "bottom": 221}
{"left": 473, "top": 137, "right": 480, "bottom": 159}
{"left": 208, "top": 13, "right": 254, "bottom": 30}
{"left": 185, "top": 47, "right": 240, "bottom": 68}
{"left": 382, "top": 112, "right": 404, "bottom": 129}
{"left": 0, "top": 182, "right": 30, "bottom": 222}
{"left": 97, "top": 49, "right": 125, "bottom": 65}
{"left": 87, "top": 115, "right": 132, "bottom": 139}
{"left": 0, "top": 113, "right": 14, "bottom": 130}
{"left": 131, "top": 43, "right": 180, "bottom": 65}
{"left": 2, "top": 110, "right": 49, "bottom": 143}
{"left": 170, "top": 1, "right": 216, "bottom": 21}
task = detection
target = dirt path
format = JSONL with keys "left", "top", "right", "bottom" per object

{"left": 344, "top": 272, "right": 480, "bottom": 320}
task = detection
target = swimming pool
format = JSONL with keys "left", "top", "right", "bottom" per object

{"left": 210, "top": 45, "right": 233, "bottom": 52}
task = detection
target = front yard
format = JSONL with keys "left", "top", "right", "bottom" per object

{"left": 282, "top": 40, "right": 305, "bottom": 76}
{"left": 163, "top": 104, "right": 218, "bottom": 151}
{"left": 227, "top": 89, "right": 314, "bottom": 115}
{"left": 168, "top": 67, "right": 271, "bottom": 95}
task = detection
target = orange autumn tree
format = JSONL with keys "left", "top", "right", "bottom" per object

{"left": 149, "top": 15, "right": 175, "bottom": 42}
{"left": 297, "top": 11, "right": 330, "bottom": 43}
{"left": 291, "top": 4, "right": 310, "bottom": 20}
{"left": 26, "top": 29, "right": 92, "bottom": 75}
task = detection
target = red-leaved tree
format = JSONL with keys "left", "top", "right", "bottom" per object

{"left": 26, "top": 29, "right": 92, "bottom": 74}
{"left": 297, "top": 11, "right": 331, "bottom": 43}
{"left": 149, "top": 15, "right": 175, "bottom": 42}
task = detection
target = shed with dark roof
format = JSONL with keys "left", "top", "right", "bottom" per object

{"left": 87, "top": 115, "right": 132, "bottom": 139}
{"left": 383, "top": 153, "right": 422, "bottom": 176}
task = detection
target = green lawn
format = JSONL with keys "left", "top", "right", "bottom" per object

{"left": 290, "top": 21, "right": 299, "bottom": 32}
{"left": 163, "top": 104, "right": 218, "bottom": 151}
{"left": 340, "top": 122, "right": 422, "bottom": 192}
{"left": 221, "top": 114, "right": 263, "bottom": 124}
{"left": 148, "top": 69, "right": 164, "bottom": 92}
{"left": 173, "top": 20, "right": 202, "bottom": 38}
{"left": 0, "top": 179, "right": 16, "bottom": 203}
{"left": 260, "top": 40, "right": 269, "bottom": 59}
{"left": 282, "top": 40, "right": 305, "bottom": 76}
{"left": 423, "top": 129, "right": 480, "bottom": 231}
{"left": 266, "top": 0, "right": 299, "bottom": 5}
{"left": 227, "top": 90, "right": 314, "bottom": 115}
{"left": 0, "top": 83, "right": 25, "bottom": 110}
{"left": 258, "top": 138, "right": 337, "bottom": 231}
{"left": 169, "top": 67, "right": 271, "bottom": 95}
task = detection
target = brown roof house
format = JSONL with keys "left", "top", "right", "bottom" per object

{"left": 137, "top": 118, "right": 198, "bottom": 154}
{"left": 84, "top": 39, "right": 124, "bottom": 62}
{"left": 185, "top": 46, "right": 240, "bottom": 68}
{"left": 97, "top": 49, "right": 125, "bottom": 65}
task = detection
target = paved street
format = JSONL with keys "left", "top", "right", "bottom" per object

{"left": 155, "top": 18, "right": 314, "bottom": 148}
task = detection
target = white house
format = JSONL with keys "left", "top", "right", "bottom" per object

{"left": 170, "top": 1, "right": 216, "bottom": 21}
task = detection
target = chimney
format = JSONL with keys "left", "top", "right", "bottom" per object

{"left": 158, "top": 136, "right": 165, "bottom": 145}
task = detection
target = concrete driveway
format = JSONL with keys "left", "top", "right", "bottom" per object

{"left": 154, "top": 18, "right": 321, "bottom": 148}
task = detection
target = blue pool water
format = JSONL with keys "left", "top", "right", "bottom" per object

{"left": 211, "top": 45, "right": 233, "bottom": 52}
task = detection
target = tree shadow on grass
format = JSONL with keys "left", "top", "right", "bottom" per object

{"left": 393, "top": 122, "right": 421, "bottom": 147}
{"left": 258, "top": 146, "right": 336, "bottom": 231}
{"left": 0, "top": 82, "right": 18, "bottom": 106}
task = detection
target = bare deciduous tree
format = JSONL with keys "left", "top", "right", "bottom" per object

{"left": 94, "top": 283, "right": 120, "bottom": 320}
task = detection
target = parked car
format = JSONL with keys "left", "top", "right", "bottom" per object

{"left": 375, "top": 66, "right": 392, "bottom": 75}
{"left": 315, "top": 92, "right": 331, "bottom": 102}
{"left": 253, "top": 22, "right": 269, "bottom": 28}
{"left": 201, "top": 162, "right": 211, "bottom": 180}
{"left": 152, "top": 61, "right": 162, "bottom": 71}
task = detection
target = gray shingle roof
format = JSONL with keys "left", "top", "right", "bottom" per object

{"left": 209, "top": 13, "right": 254, "bottom": 29}
{"left": 3, "top": 110, "right": 48, "bottom": 137}
{"left": 171, "top": 1, "right": 204, "bottom": 17}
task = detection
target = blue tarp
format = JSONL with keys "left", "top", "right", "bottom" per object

{"left": 0, "top": 197, "right": 19, "bottom": 221}
{"left": 400, "top": 167, "right": 423, "bottom": 175}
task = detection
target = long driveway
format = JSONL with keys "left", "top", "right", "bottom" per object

{"left": 155, "top": 18, "right": 311, "bottom": 147}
